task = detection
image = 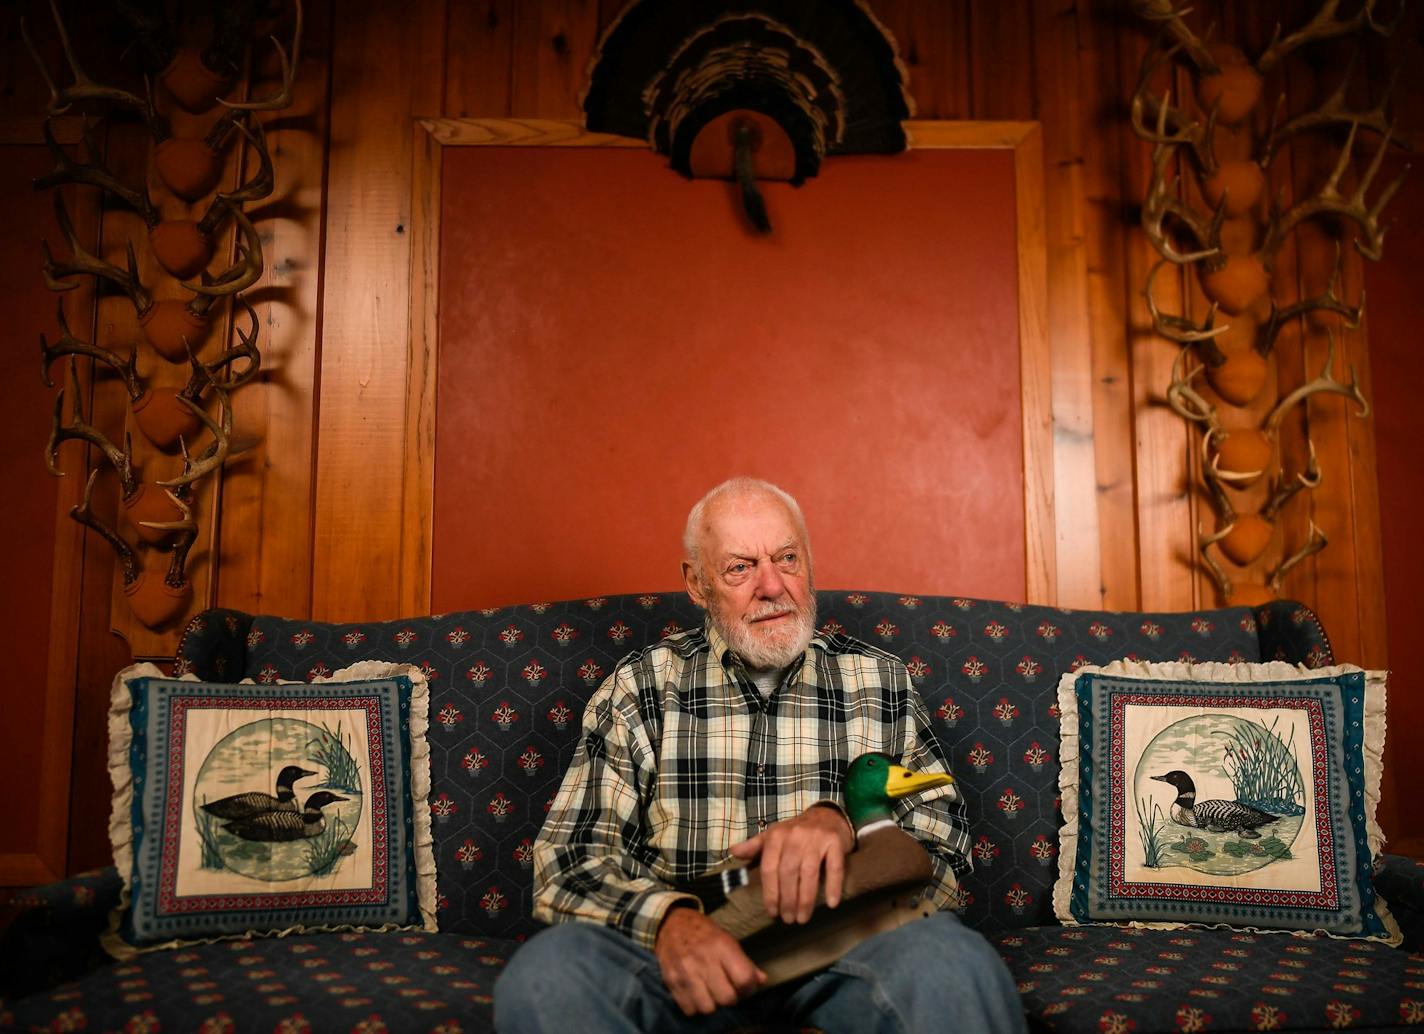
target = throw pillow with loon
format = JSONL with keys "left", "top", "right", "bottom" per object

{"left": 192, "top": 716, "right": 366, "bottom": 882}
{"left": 1133, "top": 713, "right": 1306, "bottom": 877}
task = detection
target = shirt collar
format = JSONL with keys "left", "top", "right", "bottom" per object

{"left": 702, "top": 615, "right": 825, "bottom": 683}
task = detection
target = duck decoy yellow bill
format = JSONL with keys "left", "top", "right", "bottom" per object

{"left": 882, "top": 764, "right": 955, "bottom": 799}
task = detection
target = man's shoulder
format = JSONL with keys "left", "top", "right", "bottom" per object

{"left": 814, "top": 630, "right": 908, "bottom": 671}
{"left": 615, "top": 624, "right": 710, "bottom": 671}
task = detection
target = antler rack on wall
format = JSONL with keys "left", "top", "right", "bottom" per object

{"left": 1130, "top": 0, "right": 1409, "bottom": 607}
{"left": 25, "top": 0, "right": 301, "bottom": 632}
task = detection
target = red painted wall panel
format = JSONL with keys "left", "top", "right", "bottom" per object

{"left": 0, "top": 147, "right": 62, "bottom": 853}
{"left": 433, "top": 147, "right": 1024, "bottom": 610}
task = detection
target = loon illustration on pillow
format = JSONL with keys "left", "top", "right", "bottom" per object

{"left": 1151, "top": 770, "right": 1280, "bottom": 838}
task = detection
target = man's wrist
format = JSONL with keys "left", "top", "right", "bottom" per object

{"left": 809, "top": 800, "right": 857, "bottom": 851}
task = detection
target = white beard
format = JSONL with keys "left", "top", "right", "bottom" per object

{"left": 711, "top": 596, "right": 817, "bottom": 673}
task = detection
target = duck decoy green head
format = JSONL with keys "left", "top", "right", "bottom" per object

{"left": 844, "top": 752, "right": 954, "bottom": 831}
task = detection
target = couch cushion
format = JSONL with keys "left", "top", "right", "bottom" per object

{"left": 997, "top": 925, "right": 1424, "bottom": 1032}
{"left": 2, "top": 931, "right": 513, "bottom": 1033}
{"left": 105, "top": 663, "right": 436, "bottom": 957}
{"left": 1055, "top": 660, "right": 1398, "bottom": 944}
{"left": 211, "top": 592, "right": 1316, "bottom": 938}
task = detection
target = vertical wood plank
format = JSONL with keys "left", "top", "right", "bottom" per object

{"left": 214, "top": 0, "right": 331, "bottom": 620}
{"left": 1012, "top": 123, "right": 1057, "bottom": 605}
{"left": 400, "top": 122, "right": 442, "bottom": 617}
{"left": 869, "top": 0, "right": 972, "bottom": 121}
{"left": 313, "top": 0, "right": 446, "bottom": 621}
{"left": 1032, "top": 0, "right": 1102, "bottom": 609}
{"left": 1078, "top": 0, "right": 1141, "bottom": 611}
{"left": 969, "top": 0, "right": 1037, "bottom": 120}
{"left": 444, "top": 0, "right": 516, "bottom": 118}
{"left": 510, "top": 0, "right": 600, "bottom": 119}
{"left": 1117, "top": 16, "right": 1198, "bottom": 611}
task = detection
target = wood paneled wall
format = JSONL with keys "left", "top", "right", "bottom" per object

{"left": 4, "top": 0, "right": 1421, "bottom": 877}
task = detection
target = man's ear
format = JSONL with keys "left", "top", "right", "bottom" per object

{"left": 682, "top": 560, "right": 707, "bottom": 608}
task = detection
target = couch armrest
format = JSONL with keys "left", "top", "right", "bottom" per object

{"left": 174, "top": 608, "right": 255, "bottom": 681}
{"left": 1254, "top": 599, "right": 1334, "bottom": 667}
{"left": 1375, "top": 853, "right": 1424, "bottom": 953}
{"left": 0, "top": 868, "right": 121, "bottom": 1000}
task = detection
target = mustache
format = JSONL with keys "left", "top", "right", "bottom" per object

{"left": 745, "top": 602, "right": 801, "bottom": 623}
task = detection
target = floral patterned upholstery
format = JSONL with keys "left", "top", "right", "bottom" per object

{"left": 8, "top": 591, "right": 1421, "bottom": 1033}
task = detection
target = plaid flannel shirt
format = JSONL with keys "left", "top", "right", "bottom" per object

{"left": 531, "top": 619, "right": 971, "bottom": 949}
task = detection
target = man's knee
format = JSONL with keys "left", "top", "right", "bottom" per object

{"left": 495, "top": 923, "right": 639, "bottom": 1013}
{"left": 839, "top": 912, "right": 1023, "bottom": 1017}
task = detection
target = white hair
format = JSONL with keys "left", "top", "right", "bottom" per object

{"left": 682, "top": 477, "right": 810, "bottom": 572}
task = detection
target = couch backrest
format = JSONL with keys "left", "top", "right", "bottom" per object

{"left": 176, "top": 592, "right": 1332, "bottom": 939}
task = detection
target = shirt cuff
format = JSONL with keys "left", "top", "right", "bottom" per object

{"left": 628, "top": 889, "right": 704, "bottom": 951}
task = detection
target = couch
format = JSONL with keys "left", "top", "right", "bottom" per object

{"left": 3, "top": 590, "right": 1422, "bottom": 1033}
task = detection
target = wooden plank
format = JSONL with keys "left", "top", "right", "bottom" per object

{"left": 214, "top": 0, "right": 331, "bottom": 621}
{"left": 1011, "top": 124, "right": 1057, "bottom": 605}
{"left": 400, "top": 124, "right": 442, "bottom": 617}
{"left": 1030, "top": 0, "right": 1101, "bottom": 609}
{"left": 510, "top": 0, "right": 600, "bottom": 119}
{"left": 868, "top": 0, "right": 972, "bottom": 120}
{"left": 1117, "top": 19, "right": 1198, "bottom": 612}
{"left": 968, "top": 0, "right": 1036, "bottom": 120}
{"left": 443, "top": 0, "right": 515, "bottom": 117}
{"left": 312, "top": 0, "right": 446, "bottom": 622}
{"left": 1077, "top": 0, "right": 1140, "bottom": 611}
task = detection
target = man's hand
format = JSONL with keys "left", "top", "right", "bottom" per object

{"left": 655, "top": 905, "right": 766, "bottom": 1016}
{"left": 730, "top": 805, "right": 855, "bottom": 925}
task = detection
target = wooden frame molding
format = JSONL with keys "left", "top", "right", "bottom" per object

{"left": 401, "top": 118, "right": 1054, "bottom": 613}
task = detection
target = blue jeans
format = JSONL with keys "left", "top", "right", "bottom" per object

{"left": 493, "top": 911, "right": 1026, "bottom": 1034}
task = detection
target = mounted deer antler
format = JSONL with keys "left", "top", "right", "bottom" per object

{"left": 1261, "top": 119, "right": 1408, "bottom": 263}
{"left": 21, "top": 0, "right": 152, "bottom": 118}
{"left": 1258, "top": 47, "right": 1406, "bottom": 168}
{"left": 158, "top": 387, "right": 231, "bottom": 488}
{"left": 184, "top": 204, "right": 264, "bottom": 300}
{"left": 42, "top": 191, "right": 153, "bottom": 319}
{"left": 1143, "top": 96, "right": 1226, "bottom": 265}
{"left": 1260, "top": 244, "right": 1363, "bottom": 357}
{"left": 1264, "top": 329, "right": 1370, "bottom": 432}
{"left": 1130, "top": 1, "right": 1219, "bottom": 75}
{"left": 181, "top": 299, "right": 262, "bottom": 401}
{"left": 205, "top": 0, "right": 304, "bottom": 151}
{"left": 1145, "top": 259, "right": 1228, "bottom": 364}
{"left": 40, "top": 300, "right": 141, "bottom": 400}
{"left": 1256, "top": 0, "right": 1397, "bottom": 74}
{"left": 219, "top": 0, "right": 303, "bottom": 112}
{"left": 71, "top": 469, "right": 140, "bottom": 585}
{"left": 34, "top": 119, "right": 157, "bottom": 228}
{"left": 1268, "top": 522, "right": 1329, "bottom": 593}
{"left": 46, "top": 358, "right": 138, "bottom": 500}
{"left": 1130, "top": 34, "right": 1221, "bottom": 177}
{"left": 195, "top": 121, "right": 275, "bottom": 240}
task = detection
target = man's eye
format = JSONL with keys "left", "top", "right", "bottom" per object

{"left": 777, "top": 553, "right": 797, "bottom": 568}
{"left": 728, "top": 563, "right": 749, "bottom": 575}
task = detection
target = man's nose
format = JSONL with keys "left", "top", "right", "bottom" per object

{"left": 754, "top": 559, "right": 787, "bottom": 598}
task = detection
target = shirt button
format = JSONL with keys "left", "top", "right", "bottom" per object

{"left": 756, "top": 764, "right": 766, "bottom": 775}
{"left": 758, "top": 819, "right": 767, "bottom": 830}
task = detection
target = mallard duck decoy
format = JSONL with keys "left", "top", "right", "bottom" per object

{"left": 221, "top": 791, "right": 348, "bottom": 842}
{"left": 687, "top": 752, "right": 955, "bottom": 987}
{"left": 201, "top": 765, "right": 318, "bottom": 820}
{"left": 1151, "top": 770, "right": 1280, "bottom": 838}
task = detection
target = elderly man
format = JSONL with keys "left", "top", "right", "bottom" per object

{"left": 494, "top": 478, "right": 1024, "bottom": 1033}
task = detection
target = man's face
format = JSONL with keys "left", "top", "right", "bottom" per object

{"left": 682, "top": 490, "right": 816, "bottom": 672}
